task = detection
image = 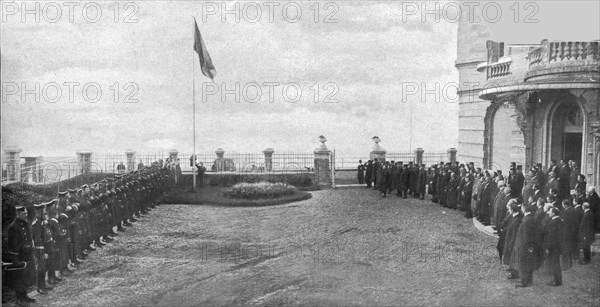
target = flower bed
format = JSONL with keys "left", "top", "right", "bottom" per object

{"left": 223, "top": 182, "right": 296, "bottom": 199}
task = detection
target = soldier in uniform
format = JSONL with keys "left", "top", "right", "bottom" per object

{"left": 81, "top": 185, "right": 98, "bottom": 251}
{"left": 106, "top": 180, "right": 125, "bottom": 232}
{"left": 65, "top": 205, "right": 83, "bottom": 267}
{"left": 31, "top": 203, "right": 53, "bottom": 294}
{"left": 6, "top": 206, "right": 36, "bottom": 303}
{"left": 75, "top": 189, "right": 93, "bottom": 258}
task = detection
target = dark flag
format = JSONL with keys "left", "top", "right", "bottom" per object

{"left": 194, "top": 19, "right": 216, "bottom": 80}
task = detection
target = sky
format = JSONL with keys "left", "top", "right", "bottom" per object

{"left": 1, "top": 0, "right": 599, "bottom": 158}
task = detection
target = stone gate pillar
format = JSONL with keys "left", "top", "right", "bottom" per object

{"left": 314, "top": 136, "right": 331, "bottom": 187}
{"left": 125, "top": 150, "right": 136, "bottom": 172}
{"left": 4, "top": 147, "right": 22, "bottom": 181}
{"left": 76, "top": 151, "right": 92, "bottom": 175}
{"left": 369, "top": 136, "right": 386, "bottom": 161}
{"left": 415, "top": 148, "right": 424, "bottom": 165}
{"left": 263, "top": 148, "right": 274, "bottom": 171}
{"left": 214, "top": 148, "right": 225, "bottom": 171}
{"left": 23, "top": 156, "right": 43, "bottom": 183}
{"left": 447, "top": 148, "right": 457, "bottom": 164}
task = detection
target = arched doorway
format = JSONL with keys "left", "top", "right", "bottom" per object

{"left": 549, "top": 101, "right": 584, "bottom": 165}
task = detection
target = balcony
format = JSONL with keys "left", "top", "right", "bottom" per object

{"left": 486, "top": 60, "right": 512, "bottom": 79}
{"left": 526, "top": 40, "right": 600, "bottom": 82}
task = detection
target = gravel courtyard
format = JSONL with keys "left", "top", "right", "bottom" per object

{"left": 25, "top": 189, "right": 600, "bottom": 306}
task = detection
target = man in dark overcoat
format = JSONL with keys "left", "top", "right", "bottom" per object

{"left": 578, "top": 202, "right": 595, "bottom": 264}
{"left": 543, "top": 207, "right": 564, "bottom": 286}
{"left": 513, "top": 204, "right": 540, "bottom": 287}
{"left": 504, "top": 201, "right": 523, "bottom": 279}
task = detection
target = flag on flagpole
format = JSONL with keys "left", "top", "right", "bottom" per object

{"left": 194, "top": 18, "right": 217, "bottom": 80}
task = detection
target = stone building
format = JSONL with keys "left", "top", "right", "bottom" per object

{"left": 456, "top": 16, "right": 600, "bottom": 188}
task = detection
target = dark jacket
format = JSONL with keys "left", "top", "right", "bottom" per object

{"left": 543, "top": 216, "right": 564, "bottom": 273}
{"left": 503, "top": 213, "right": 523, "bottom": 266}
{"left": 561, "top": 207, "right": 579, "bottom": 254}
{"left": 579, "top": 210, "right": 596, "bottom": 246}
{"left": 511, "top": 213, "right": 540, "bottom": 271}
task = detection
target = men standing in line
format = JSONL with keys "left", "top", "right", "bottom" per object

{"left": 578, "top": 202, "right": 595, "bottom": 265}
{"left": 543, "top": 207, "right": 563, "bottom": 286}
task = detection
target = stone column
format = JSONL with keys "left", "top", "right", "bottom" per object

{"left": 415, "top": 148, "right": 424, "bottom": 165}
{"left": 370, "top": 136, "right": 386, "bottom": 162}
{"left": 314, "top": 136, "right": 332, "bottom": 187}
{"left": 4, "top": 147, "right": 22, "bottom": 181}
{"left": 76, "top": 151, "right": 93, "bottom": 175}
{"left": 125, "top": 150, "right": 136, "bottom": 172}
{"left": 263, "top": 148, "right": 274, "bottom": 171}
{"left": 447, "top": 148, "right": 457, "bottom": 164}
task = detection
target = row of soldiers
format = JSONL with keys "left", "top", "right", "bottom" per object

{"left": 3, "top": 164, "right": 174, "bottom": 304}
{"left": 357, "top": 159, "right": 428, "bottom": 198}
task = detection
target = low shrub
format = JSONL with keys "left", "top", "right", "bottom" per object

{"left": 223, "top": 181, "right": 296, "bottom": 199}
{"left": 199, "top": 172, "right": 313, "bottom": 187}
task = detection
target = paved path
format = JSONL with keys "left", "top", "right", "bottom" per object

{"left": 20, "top": 188, "right": 600, "bottom": 306}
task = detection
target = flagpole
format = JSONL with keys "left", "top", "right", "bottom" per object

{"left": 192, "top": 17, "right": 197, "bottom": 192}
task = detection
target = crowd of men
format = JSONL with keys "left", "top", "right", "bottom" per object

{"left": 358, "top": 158, "right": 599, "bottom": 287}
{"left": 2, "top": 162, "right": 175, "bottom": 304}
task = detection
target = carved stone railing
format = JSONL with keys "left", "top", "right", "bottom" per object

{"left": 487, "top": 60, "right": 512, "bottom": 79}
{"left": 529, "top": 40, "right": 600, "bottom": 67}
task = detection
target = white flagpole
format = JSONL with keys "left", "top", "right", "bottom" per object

{"left": 192, "top": 18, "right": 197, "bottom": 191}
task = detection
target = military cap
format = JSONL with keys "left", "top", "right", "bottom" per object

{"left": 81, "top": 184, "right": 89, "bottom": 189}
{"left": 15, "top": 205, "right": 26, "bottom": 212}
{"left": 58, "top": 191, "right": 68, "bottom": 197}
{"left": 68, "top": 189, "right": 76, "bottom": 194}
{"left": 58, "top": 213, "right": 69, "bottom": 222}
{"left": 34, "top": 203, "right": 46, "bottom": 210}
